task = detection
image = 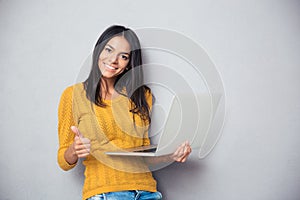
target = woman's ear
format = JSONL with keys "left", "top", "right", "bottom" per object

{"left": 125, "top": 65, "right": 131, "bottom": 70}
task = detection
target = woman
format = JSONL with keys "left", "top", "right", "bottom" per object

{"left": 57, "top": 25, "right": 191, "bottom": 200}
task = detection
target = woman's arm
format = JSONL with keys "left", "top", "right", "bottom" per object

{"left": 144, "top": 141, "right": 192, "bottom": 165}
{"left": 57, "top": 86, "right": 77, "bottom": 170}
{"left": 57, "top": 87, "right": 91, "bottom": 170}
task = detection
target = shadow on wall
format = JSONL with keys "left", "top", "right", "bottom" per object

{"left": 70, "top": 160, "right": 85, "bottom": 185}
{"left": 153, "top": 154, "right": 208, "bottom": 199}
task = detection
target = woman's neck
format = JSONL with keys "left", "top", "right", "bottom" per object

{"left": 101, "top": 78, "right": 117, "bottom": 100}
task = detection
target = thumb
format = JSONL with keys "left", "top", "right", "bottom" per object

{"left": 70, "top": 126, "right": 83, "bottom": 138}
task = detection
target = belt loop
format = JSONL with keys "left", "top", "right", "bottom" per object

{"left": 135, "top": 190, "right": 140, "bottom": 200}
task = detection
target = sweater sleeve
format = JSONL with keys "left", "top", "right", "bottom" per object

{"left": 57, "top": 86, "right": 77, "bottom": 171}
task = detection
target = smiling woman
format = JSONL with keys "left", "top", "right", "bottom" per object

{"left": 57, "top": 25, "right": 192, "bottom": 200}
{"left": 98, "top": 36, "right": 131, "bottom": 80}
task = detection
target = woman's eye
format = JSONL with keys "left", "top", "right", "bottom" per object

{"left": 121, "top": 55, "right": 129, "bottom": 60}
{"left": 105, "top": 47, "right": 112, "bottom": 53}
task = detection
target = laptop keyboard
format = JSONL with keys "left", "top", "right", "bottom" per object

{"left": 133, "top": 148, "right": 157, "bottom": 153}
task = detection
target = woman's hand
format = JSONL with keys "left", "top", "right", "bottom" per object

{"left": 71, "top": 126, "right": 91, "bottom": 158}
{"left": 64, "top": 126, "right": 91, "bottom": 165}
{"left": 144, "top": 141, "right": 192, "bottom": 165}
{"left": 170, "top": 141, "right": 192, "bottom": 163}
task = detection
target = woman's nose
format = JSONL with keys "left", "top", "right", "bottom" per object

{"left": 108, "top": 53, "right": 118, "bottom": 63}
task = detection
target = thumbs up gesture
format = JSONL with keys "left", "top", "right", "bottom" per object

{"left": 71, "top": 126, "right": 91, "bottom": 158}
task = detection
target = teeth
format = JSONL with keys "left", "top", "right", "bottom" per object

{"left": 105, "top": 64, "right": 117, "bottom": 70}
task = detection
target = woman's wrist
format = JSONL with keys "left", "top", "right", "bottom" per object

{"left": 64, "top": 143, "right": 78, "bottom": 165}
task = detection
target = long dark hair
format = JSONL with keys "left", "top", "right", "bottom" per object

{"left": 84, "top": 25, "right": 151, "bottom": 123}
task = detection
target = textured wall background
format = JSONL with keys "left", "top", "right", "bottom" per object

{"left": 0, "top": 0, "right": 299, "bottom": 199}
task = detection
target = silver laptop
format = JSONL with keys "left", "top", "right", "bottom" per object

{"left": 105, "top": 93, "right": 202, "bottom": 157}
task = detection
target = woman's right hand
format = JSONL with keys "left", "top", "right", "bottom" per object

{"left": 64, "top": 126, "right": 91, "bottom": 165}
{"left": 71, "top": 126, "right": 91, "bottom": 158}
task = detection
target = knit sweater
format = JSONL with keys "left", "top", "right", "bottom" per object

{"left": 57, "top": 83, "right": 157, "bottom": 200}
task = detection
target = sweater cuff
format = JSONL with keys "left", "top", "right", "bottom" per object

{"left": 57, "top": 149, "right": 77, "bottom": 171}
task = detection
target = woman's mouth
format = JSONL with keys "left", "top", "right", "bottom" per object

{"left": 104, "top": 63, "right": 118, "bottom": 70}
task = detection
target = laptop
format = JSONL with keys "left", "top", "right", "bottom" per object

{"left": 105, "top": 93, "right": 202, "bottom": 157}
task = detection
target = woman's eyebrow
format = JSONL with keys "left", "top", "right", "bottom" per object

{"left": 106, "top": 44, "right": 130, "bottom": 55}
{"left": 106, "top": 44, "right": 115, "bottom": 50}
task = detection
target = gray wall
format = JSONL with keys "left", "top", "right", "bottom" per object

{"left": 1, "top": 0, "right": 299, "bottom": 199}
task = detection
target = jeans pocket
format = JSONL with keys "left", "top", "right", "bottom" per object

{"left": 137, "top": 191, "right": 162, "bottom": 200}
{"left": 86, "top": 194, "right": 104, "bottom": 200}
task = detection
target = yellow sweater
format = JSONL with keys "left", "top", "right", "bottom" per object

{"left": 57, "top": 83, "right": 157, "bottom": 200}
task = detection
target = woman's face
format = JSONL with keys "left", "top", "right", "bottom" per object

{"left": 98, "top": 36, "right": 131, "bottom": 80}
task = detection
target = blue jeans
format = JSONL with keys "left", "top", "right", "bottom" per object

{"left": 87, "top": 190, "right": 162, "bottom": 200}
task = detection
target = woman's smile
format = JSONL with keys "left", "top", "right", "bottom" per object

{"left": 104, "top": 63, "right": 118, "bottom": 71}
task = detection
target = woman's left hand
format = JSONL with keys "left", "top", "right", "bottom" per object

{"left": 170, "top": 141, "right": 192, "bottom": 163}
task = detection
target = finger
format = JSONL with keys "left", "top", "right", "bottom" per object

{"left": 180, "top": 152, "right": 190, "bottom": 162}
{"left": 188, "top": 146, "right": 192, "bottom": 153}
{"left": 174, "top": 152, "right": 185, "bottom": 162}
{"left": 80, "top": 138, "right": 91, "bottom": 151}
{"left": 80, "top": 138, "right": 91, "bottom": 144}
{"left": 177, "top": 144, "right": 186, "bottom": 155}
{"left": 182, "top": 146, "right": 191, "bottom": 157}
{"left": 74, "top": 135, "right": 90, "bottom": 145}
{"left": 179, "top": 141, "right": 188, "bottom": 154}
{"left": 74, "top": 135, "right": 81, "bottom": 142}
{"left": 183, "top": 147, "right": 192, "bottom": 161}
{"left": 176, "top": 155, "right": 185, "bottom": 162}
{"left": 177, "top": 156, "right": 185, "bottom": 163}
{"left": 70, "top": 126, "right": 84, "bottom": 138}
{"left": 176, "top": 144, "right": 191, "bottom": 162}
{"left": 74, "top": 143, "right": 91, "bottom": 150}
{"left": 177, "top": 142, "right": 186, "bottom": 154}
{"left": 78, "top": 153, "right": 90, "bottom": 158}
{"left": 171, "top": 153, "right": 181, "bottom": 162}
{"left": 170, "top": 142, "right": 189, "bottom": 162}
{"left": 183, "top": 143, "right": 191, "bottom": 154}
{"left": 181, "top": 157, "right": 187, "bottom": 163}
{"left": 75, "top": 148, "right": 90, "bottom": 155}
{"left": 74, "top": 146, "right": 90, "bottom": 158}
{"left": 74, "top": 136, "right": 85, "bottom": 147}
{"left": 77, "top": 152, "right": 90, "bottom": 158}
{"left": 184, "top": 141, "right": 190, "bottom": 149}
{"left": 172, "top": 148, "right": 181, "bottom": 159}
